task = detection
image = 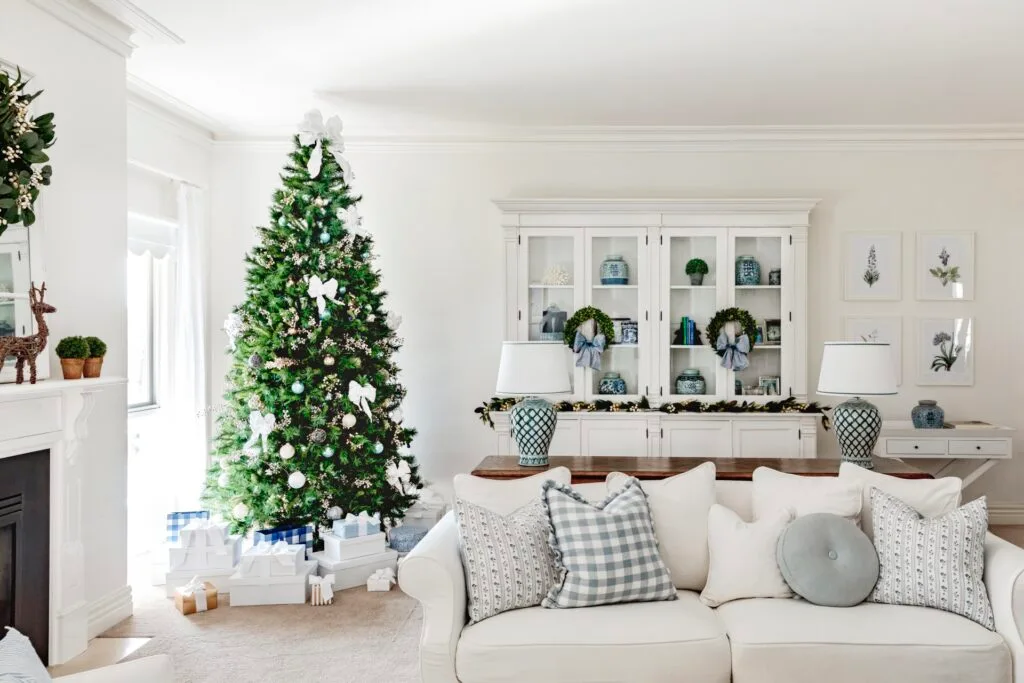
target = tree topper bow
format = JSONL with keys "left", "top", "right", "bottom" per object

{"left": 243, "top": 410, "right": 276, "bottom": 454}
{"left": 297, "top": 110, "right": 351, "bottom": 180}
{"left": 348, "top": 381, "right": 376, "bottom": 420}
{"left": 308, "top": 275, "right": 340, "bottom": 316}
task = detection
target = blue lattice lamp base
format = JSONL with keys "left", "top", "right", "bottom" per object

{"left": 510, "top": 397, "right": 558, "bottom": 467}
{"left": 833, "top": 397, "right": 882, "bottom": 469}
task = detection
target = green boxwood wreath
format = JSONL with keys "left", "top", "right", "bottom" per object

{"left": 0, "top": 68, "right": 56, "bottom": 235}
{"left": 563, "top": 306, "right": 616, "bottom": 347}
{"left": 706, "top": 307, "right": 759, "bottom": 357}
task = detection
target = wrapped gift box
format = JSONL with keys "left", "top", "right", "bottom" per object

{"left": 174, "top": 579, "right": 219, "bottom": 615}
{"left": 253, "top": 524, "right": 313, "bottom": 551}
{"left": 366, "top": 567, "right": 396, "bottom": 592}
{"left": 165, "top": 566, "right": 236, "bottom": 598}
{"left": 238, "top": 541, "right": 306, "bottom": 577}
{"left": 168, "top": 535, "right": 242, "bottom": 572}
{"left": 230, "top": 560, "right": 317, "bottom": 606}
{"left": 166, "top": 510, "right": 209, "bottom": 544}
{"left": 180, "top": 519, "right": 230, "bottom": 548}
{"left": 389, "top": 526, "right": 428, "bottom": 553}
{"left": 332, "top": 512, "right": 381, "bottom": 539}
{"left": 323, "top": 532, "right": 387, "bottom": 562}
{"left": 311, "top": 548, "right": 398, "bottom": 591}
{"left": 402, "top": 494, "right": 448, "bottom": 531}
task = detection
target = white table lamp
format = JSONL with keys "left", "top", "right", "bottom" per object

{"left": 817, "top": 342, "right": 898, "bottom": 469}
{"left": 496, "top": 341, "right": 571, "bottom": 466}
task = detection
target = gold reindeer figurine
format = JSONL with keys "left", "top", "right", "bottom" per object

{"left": 0, "top": 282, "right": 55, "bottom": 384}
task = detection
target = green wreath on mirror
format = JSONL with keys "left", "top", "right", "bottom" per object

{"left": 563, "top": 306, "right": 616, "bottom": 347}
{"left": 706, "top": 307, "right": 759, "bottom": 357}
{"left": 0, "top": 68, "right": 56, "bottom": 235}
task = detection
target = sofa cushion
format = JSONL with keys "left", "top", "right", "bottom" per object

{"left": 456, "top": 591, "right": 731, "bottom": 683}
{"left": 607, "top": 461, "right": 716, "bottom": 590}
{"left": 752, "top": 467, "right": 862, "bottom": 522}
{"left": 717, "top": 598, "right": 1010, "bottom": 683}
{"left": 701, "top": 504, "right": 794, "bottom": 607}
{"left": 453, "top": 467, "right": 570, "bottom": 515}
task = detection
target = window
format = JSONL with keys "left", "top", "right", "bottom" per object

{"left": 126, "top": 249, "right": 172, "bottom": 410}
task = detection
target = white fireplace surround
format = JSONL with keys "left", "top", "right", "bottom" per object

{"left": 0, "top": 377, "right": 127, "bottom": 665}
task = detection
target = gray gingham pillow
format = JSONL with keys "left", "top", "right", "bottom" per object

{"left": 455, "top": 498, "right": 559, "bottom": 623}
{"left": 870, "top": 487, "right": 993, "bottom": 629}
{"left": 541, "top": 477, "right": 676, "bottom": 608}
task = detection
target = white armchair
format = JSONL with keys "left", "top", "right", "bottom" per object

{"left": 985, "top": 533, "right": 1024, "bottom": 681}
{"left": 55, "top": 655, "right": 174, "bottom": 683}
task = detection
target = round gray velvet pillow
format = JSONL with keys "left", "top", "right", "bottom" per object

{"left": 776, "top": 513, "right": 879, "bottom": 607}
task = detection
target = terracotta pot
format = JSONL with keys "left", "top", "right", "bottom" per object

{"left": 60, "top": 358, "right": 86, "bottom": 380}
{"left": 83, "top": 357, "right": 104, "bottom": 379}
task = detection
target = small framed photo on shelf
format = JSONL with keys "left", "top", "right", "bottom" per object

{"left": 916, "top": 231, "right": 974, "bottom": 301}
{"left": 843, "top": 232, "right": 901, "bottom": 301}
{"left": 758, "top": 376, "right": 781, "bottom": 396}
{"left": 916, "top": 317, "right": 974, "bottom": 386}
{"left": 844, "top": 316, "right": 902, "bottom": 386}
{"left": 764, "top": 318, "right": 781, "bottom": 345}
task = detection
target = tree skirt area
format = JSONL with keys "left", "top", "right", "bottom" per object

{"left": 103, "top": 584, "right": 421, "bottom": 683}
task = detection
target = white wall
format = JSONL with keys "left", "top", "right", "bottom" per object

{"left": 1, "top": 1, "right": 129, "bottom": 614}
{"left": 209, "top": 142, "right": 1024, "bottom": 503}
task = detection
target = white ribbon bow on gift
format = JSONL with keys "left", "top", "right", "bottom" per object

{"left": 298, "top": 110, "right": 346, "bottom": 179}
{"left": 239, "top": 540, "right": 299, "bottom": 576}
{"left": 368, "top": 567, "right": 396, "bottom": 585}
{"left": 343, "top": 511, "right": 380, "bottom": 535}
{"left": 243, "top": 411, "right": 276, "bottom": 454}
{"left": 310, "top": 573, "right": 336, "bottom": 603}
{"left": 339, "top": 205, "right": 368, "bottom": 239}
{"left": 180, "top": 576, "right": 209, "bottom": 612}
{"left": 308, "top": 275, "right": 340, "bottom": 316}
{"left": 348, "top": 381, "right": 376, "bottom": 420}
{"left": 181, "top": 519, "right": 228, "bottom": 548}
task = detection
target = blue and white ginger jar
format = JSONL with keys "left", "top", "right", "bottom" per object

{"left": 600, "top": 256, "right": 630, "bottom": 285}
{"left": 599, "top": 372, "right": 627, "bottom": 395}
{"left": 676, "top": 369, "right": 706, "bottom": 395}
{"left": 911, "top": 400, "right": 945, "bottom": 429}
{"left": 736, "top": 255, "right": 761, "bottom": 286}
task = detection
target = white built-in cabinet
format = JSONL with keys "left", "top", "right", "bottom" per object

{"left": 495, "top": 199, "right": 821, "bottom": 459}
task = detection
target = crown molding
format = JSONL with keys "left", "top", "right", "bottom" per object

{"left": 127, "top": 75, "right": 221, "bottom": 140}
{"left": 493, "top": 198, "right": 820, "bottom": 215}
{"left": 89, "top": 0, "right": 183, "bottom": 45}
{"left": 27, "top": 0, "right": 136, "bottom": 57}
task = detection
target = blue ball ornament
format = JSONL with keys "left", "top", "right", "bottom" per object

{"left": 373, "top": 441, "right": 384, "bottom": 454}
{"left": 291, "top": 381, "right": 305, "bottom": 395}
{"left": 323, "top": 446, "right": 335, "bottom": 458}
{"left": 338, "top": 285, "right": 346, "bottom": 294}
{"left": 320, "top": 309, "right": 331, "bottom": 321}
{"left": 319, "top": 231, "right": 331, "bottom": 244}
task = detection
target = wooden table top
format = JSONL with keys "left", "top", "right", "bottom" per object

{"left": 471, "top": 455, "right": 930, "bottom": 483}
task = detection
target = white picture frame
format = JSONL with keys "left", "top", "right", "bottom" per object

{"left": 844, "top": 316, "right": 902, "bottom": 386}
{"left": 916, "top": 317, "right": 974, "bottom": 386}
{"left": 843, "top": 232, "right": 901, "bottom": 300}
{"left": 916, "top": 231, "right": 974, "bottom": 301}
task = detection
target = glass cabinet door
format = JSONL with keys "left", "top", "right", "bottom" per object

{"left": 0, "top": 242, "right": 31, "bottom": 374}
{"left": 659, "top": 229, "right": 727, "bottom": 400}
{"left": 728, "top": 228, "right": 791, "bottom": 401}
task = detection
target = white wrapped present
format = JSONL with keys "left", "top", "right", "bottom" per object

{"left": 164, "top": 566, "right": 236, "bottom": 598}
{"left": 366, "top": 567, "right": 396, "bottom": 592}
{"left": 168, "top": 535, "right": 242, "bottom": 572}
{"left": 311, "top": 549, "right": 398, "bottom": 591}
{"left": 230, "top": 560, "right": 317, "bottom": 607}
{"left": 323, "top": 532, "right": 386, "bottom": 562}
{"left": 332, "top": 511, "right": 381, "bottom": 539}
{"left": 402, "top": 489, "right": 448, "bottom": 531}
{"left": 238, "top": 540, "right": 306, "bottom": 577}
{"left": 179, "top": 519, "right": 230, "bottom": 548}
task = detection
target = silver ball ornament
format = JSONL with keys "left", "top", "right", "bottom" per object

{"left": 373, "top": 441, "right": 384, "bottom": 454}
{"left": 232, "top": 502, "right": 249, "bottom": 519}
{"left": 279, "top": 443, "right": 295, "bottom": 460}
{"left": 327, "top": 505, "right": 343, "bottom": 520}
{"left": 291, "top": 381, "right": 305, "bottom": 394}
{"left": 341, "top": 413, "right": 356, "bottom": 429}
{"left": 288, "top": 471, "right": 306, "bottom": 489}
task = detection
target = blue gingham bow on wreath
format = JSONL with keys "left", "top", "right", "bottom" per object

{"left": 716, "top": 331, "right": 751, "bottom": 371}
{"left": 573, "top": 326, "right": 607, "bottom": 370}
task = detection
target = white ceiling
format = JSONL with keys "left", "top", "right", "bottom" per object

{"left": 126, "top": 0, "right": 1024, "bottom": 137}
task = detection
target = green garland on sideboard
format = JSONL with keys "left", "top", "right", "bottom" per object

{"left": 475, "top": 396, "right": 830, "bottom": 430}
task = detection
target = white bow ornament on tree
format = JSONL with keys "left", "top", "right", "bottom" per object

{"left": 339, "top": 205, "right": 368, "bottom": 238}
{"left": 224, "top": 312, "right": 244, "bottom": 351}
{"left": 243, "top": 410, "right": 276, "bottom": 454}
{"left": 386, "top": 460, "right": 412, "bottom": 489}
{"left": 308, "top": 275, "right": 340, "bottom": 316}
{"left": 386, "top": 312, "right": 402, "bottom": 331}
{"left": 348, "top": 381, "right": 376, "bottom": 420}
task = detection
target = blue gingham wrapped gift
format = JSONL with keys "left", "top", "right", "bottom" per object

{"left": 253, "top": 524, "right": 314, "bottom": 552}
{"left": 166, "top": 510, "right": 210, "bottom": 544}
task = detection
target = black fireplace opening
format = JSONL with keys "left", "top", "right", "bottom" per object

{"left": 0, "top": 450, "right": 49, "bottom": 662}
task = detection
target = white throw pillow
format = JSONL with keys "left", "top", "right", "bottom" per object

{"left": 752, "top": 467, "right": 862, "bottom": 522}
{"left": 838, "top": 462, "right": 962, "bottom": 540}
{"left": 700, "top": 504, "right": 794, "bottom": 607}
{"left": 453, "top": 467, "right": 570, "bottom": 515}
{"left": 0, "top": 627, "right": 52, "bottom": 682}
{"left": 607, "top": 461, "right": 716, "bottom": 590}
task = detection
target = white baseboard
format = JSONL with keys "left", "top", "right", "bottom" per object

{"left": 87, "top": 585, "right": 133, "bottom": 639}
{"left": 989, "top": 504, "right": 1024, "bottom": 526}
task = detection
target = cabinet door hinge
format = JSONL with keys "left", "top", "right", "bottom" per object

{"left": 645, "top": 310, "right": 649, "bottom": 321}
{"left": 659, "top": 310, "right": 663, "bottom": 321}
{"left": 789, "top": 235, "right": 793, "bottom": 245}
{"left": 660, "top": 235, "right": 664, "bottom": 245}
{"left": 660, "top": 428, "right": 664, "bottom": 437}
{"left": 798, "top": 429, "right": 802, "bottom": 440}
{"left": 17, "top": 250, "right": 22, "bottom": 262}
{"left": 517, "top": 235, "right": 521, "bottom": 245}
{"left": 644, "top": 385, "right": 649, "bottom": 395}
{"left": 789, "top": 386, "right": 793, "bottom": 397}
{"left": 517, "top": 310, "right": 522, "bottom": 320}
{"left": 645, "top": 428, "right": 649, "bottom": 439}
{"left": 659, "top": 386, "right": 664, "bottom": 396}
{"left": 788, "top": 311, "right": 792, "bottom": 322}
{"left": 645, "top": 235, "right": 649, "bottom": 245}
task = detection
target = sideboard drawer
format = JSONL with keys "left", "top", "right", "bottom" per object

{"left": 0, "top": 396, "right": 62, "bottom": 441}
{"left": 885, "top": 439, "right": 948, "bottom": 456}
{"left": 948, "top": 440, "right": 1009, "bottom": 456}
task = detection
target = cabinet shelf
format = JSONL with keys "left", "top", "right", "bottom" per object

{"left": 669, "top": 344, "right": 709, "bottom": 350}
{"left": 528, "top": 284, "right": 575, "bottom": 289}
{"left": 735, "top": 285, "right": 781, "bottom": 290}
{"left": 754, "top": 344, "right": 783, "bottom": 350}
{"left": 609, "top": 343, "right": 639, "bottom": 349}
{"left": 669, "top": 285, "right": 716, "bottom": 290}
{"left": 592, "top": 284, "right": 638, "bottom": 289}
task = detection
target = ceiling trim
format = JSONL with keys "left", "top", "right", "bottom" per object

{"left": 27, "top": 0, "right": 136, "bottom": 57}
{"left": 127, "top": 75, "right": 222, "bottom": 139}
{"left": 89, "top": 0, "right": 183, "bottom": 45}
{"left": 494, "top": 198, "right": 820, "bottom": 216}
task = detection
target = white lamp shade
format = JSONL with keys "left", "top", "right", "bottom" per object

{"left": 817, "top": 342, "right": 897, "bottom": 396}
{"left": 495, "top": 342, "right": 571, "bottom": 396}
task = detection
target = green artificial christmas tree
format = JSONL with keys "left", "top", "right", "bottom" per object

{"left": 204, "top": 110, "right": 422, "bottom": 542}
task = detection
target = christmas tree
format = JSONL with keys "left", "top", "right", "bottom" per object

{"left": 204, "top": 111, "right": 422, "bottom": 542}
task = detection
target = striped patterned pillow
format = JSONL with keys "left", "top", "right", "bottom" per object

{"left": 870, "top": 487, "right": 993, "bottom": 629}
{"left": 0, "top": 627, "right": 51, "bottom": 682}
{"left": 542, "top": 477, "right": 676, "bottom": 608}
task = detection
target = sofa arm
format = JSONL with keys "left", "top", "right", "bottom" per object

{"left": 398, "top": 512, "right": 466, "bottom": 683}
{"left": 986, "top": 532, "right": 1024, "bottom": 679}
{"left": 55, "top": 655, "right": 174, "bottom": 683}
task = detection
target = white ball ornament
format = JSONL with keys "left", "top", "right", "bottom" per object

{"left": 373, "top": 442, "right": 384, "bottom": 454}
{"left": 341, "top": 413, "right": 357, "bottom": 429}
{"left": 232, "top": 502, "right": 249, "bottom": 519}
{"left": 327, "top": 505, "right": 343, "bottom": 520}
{"left": 391, "top": 408, "right": 404, "bottom": 423}
{"left": 218, "top": 472, "right": 230, "bottom": 487}
{"left": 288, "top": 471, "right": 306, "bottom": 489}
{"left": 279, "top": 443, "right": 295, "bottom": 460}
{"left": 324, "top": 355, "right": 335, "bottom": 366}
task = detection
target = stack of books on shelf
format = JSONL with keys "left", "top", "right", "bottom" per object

{"left": 311, "top": 512, "right": 398, "bottom": 590}
{"left": 678, "top": 316, "right": 699, "bottom": 345}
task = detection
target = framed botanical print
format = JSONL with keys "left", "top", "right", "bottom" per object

{"left": 916, "top": 317, "right": 974, "bottom": 386}
{"left": 916, "top": 231, "right": 974, "bottom": 301}
{"left": 844, "top": 316, "right": 902, "bottom": 386}
{"left": 844, "top": 232, "right": 901, "bottom": 300}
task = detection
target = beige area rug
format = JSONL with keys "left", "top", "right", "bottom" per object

{"left": 103, "top": 584, "right": 422, "bottom": 683}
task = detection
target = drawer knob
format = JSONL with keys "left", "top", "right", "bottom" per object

{"left": 913, "top": 445, "right": 919, "bottom": 449}
{"left": 976, "top": 445, "right": 982, "bottom": 450}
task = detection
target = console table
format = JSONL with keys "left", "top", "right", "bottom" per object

{"left": 876, "top": 421, "right": 1015, "bottom": 487}
{"left": 472, "top": 455, "right": 929, "bottom": 483}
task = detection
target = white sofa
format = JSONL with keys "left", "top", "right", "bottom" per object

{"left": 400, "top": 478, "right": 1024, "bottom": 683}
{"left": 56, "top": 655, "right": 174, "bottom": 683}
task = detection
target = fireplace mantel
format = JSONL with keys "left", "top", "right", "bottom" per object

{"left": 0, "top": 377, "right": 126, "bottom": 665}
